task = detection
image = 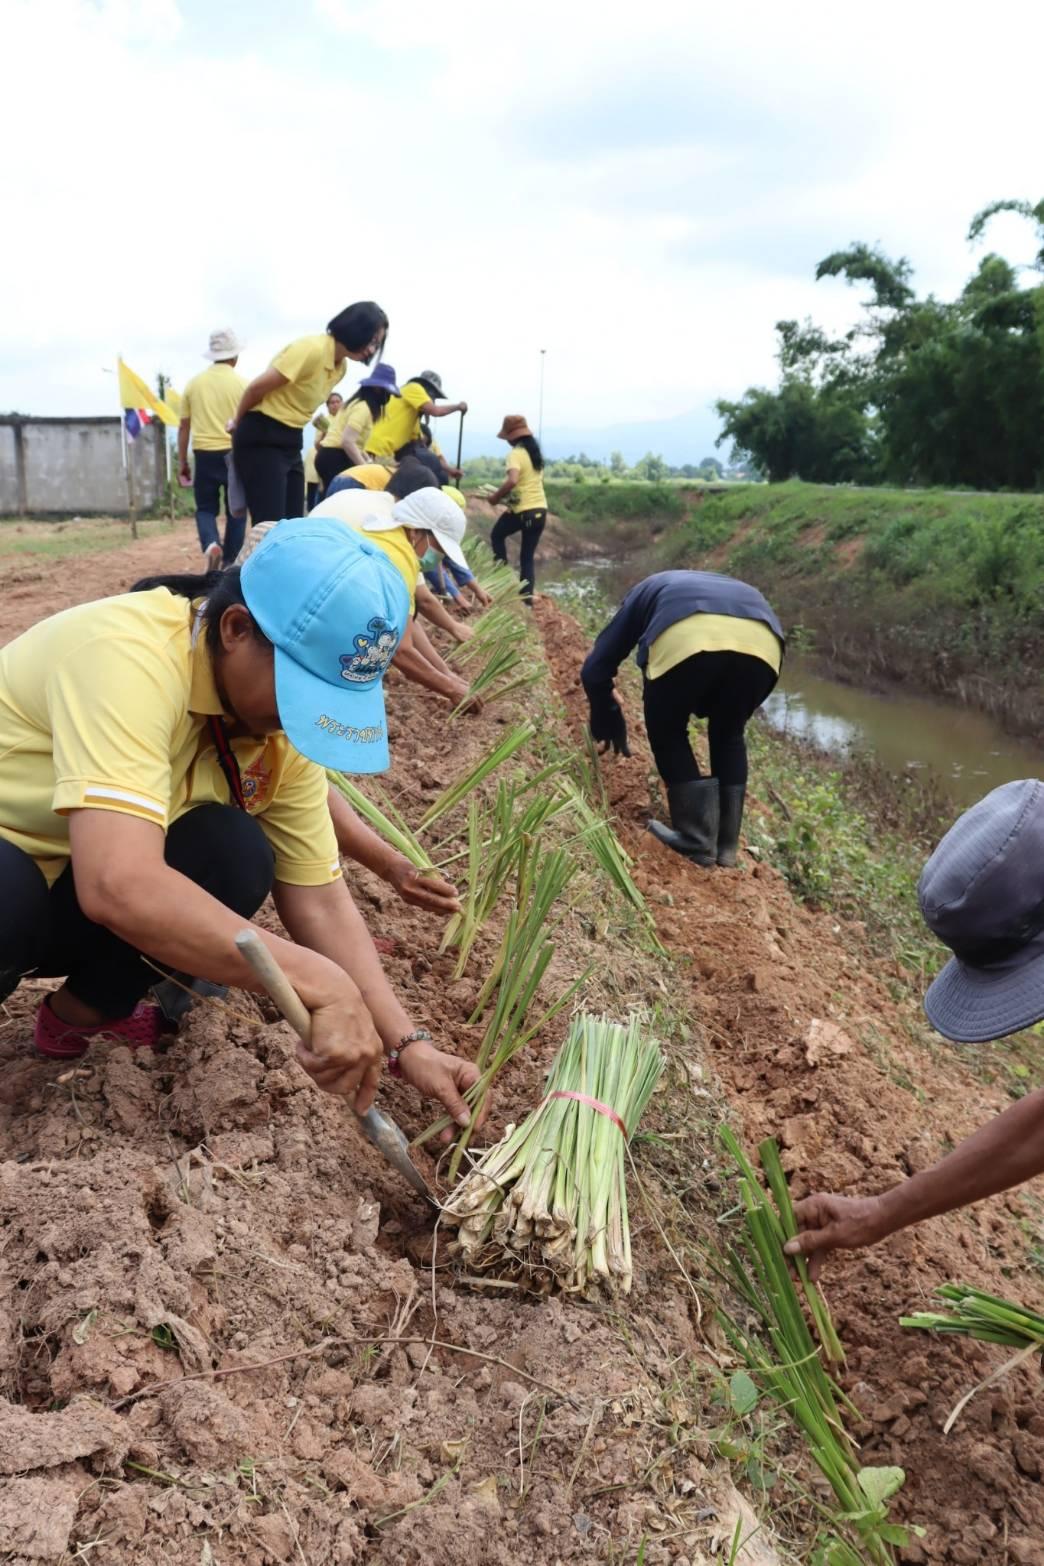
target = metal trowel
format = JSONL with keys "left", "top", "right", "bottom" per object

{"left": 234, "top": 929, "right": 435, "bottom": 1202}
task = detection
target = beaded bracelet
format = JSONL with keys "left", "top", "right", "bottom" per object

{"left": 387, "top": 1028, "right": 432, "bottom": 1077}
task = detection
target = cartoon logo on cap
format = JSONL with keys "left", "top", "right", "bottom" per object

{"left": 339, "top": 617, "right": 399, "bottom": 685}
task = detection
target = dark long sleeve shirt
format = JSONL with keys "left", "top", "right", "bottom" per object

{"left": 580, "top": 570, "right": 785, "bottom": 699}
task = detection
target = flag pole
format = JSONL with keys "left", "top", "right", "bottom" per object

{"left": 118, "top": 355, "right": 138, "bottom": 540}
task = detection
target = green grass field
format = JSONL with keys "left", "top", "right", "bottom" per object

{"left": 0, "top": 516, "right": 171, "bottom": 562}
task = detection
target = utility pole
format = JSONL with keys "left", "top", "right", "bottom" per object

{"left": 538, "top": 348, "right": 546, "bottom": 444}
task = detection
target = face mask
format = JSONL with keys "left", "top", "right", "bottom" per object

{"left": 420, "top": 548, "right": 441, "bottom": 570}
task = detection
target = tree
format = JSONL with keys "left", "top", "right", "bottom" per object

{"left": 633, "top": 451, "right": 669, "bottom": 481}
{"left": 609, "top": 449, "right": 627, "bottom": 476}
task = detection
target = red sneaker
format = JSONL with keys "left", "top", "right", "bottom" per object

{"left": 34, "top": 997, "right": 170, "bottom": 1060}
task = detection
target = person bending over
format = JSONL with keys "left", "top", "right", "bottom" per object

{"left": 581, "top": 570, "right": 784, "bottom": 868}
{"left": 0, "top": 518, "right": 477, "bottom": 1129}
{"left": 231, "top": 302, "right": 388, "bottom": 523}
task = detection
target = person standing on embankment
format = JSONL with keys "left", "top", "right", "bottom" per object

{"left": 177, "top": 328, "right": 248, "bottom": 571}
{"left": 580, "top": 570, "right": 785, "bottom": 868}
{"left": 785, "top": 780, "right": 1044, "bottom": 1275}
{"left": 230, "top": 303, "right": 389, "bottom": 524}
{"left": 0, "top": 518, "right": 479, "bottom": 1130}
{"left": 485, "top": 415, "right": 548, "bottom": 603}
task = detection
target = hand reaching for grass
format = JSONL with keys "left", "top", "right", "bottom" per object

{"left": 784, "top": 1191, "right": 891, "bottom": 1279}
{"left": 397, "top": 1040, "right": 487, "bottom": 1142}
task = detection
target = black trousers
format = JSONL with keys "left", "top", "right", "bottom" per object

{"left": 315, "top": 445, "right": 349, "bottom": 492}
{"left": 491, "top": 508, "right": 547, "bottom": 600}
{"left": 0, "top": 805, "right": 274, "bottom": 1017}
{"left": 642, "top": 651, "right": 778, "bottom": 787}
{"left": 232, "top": 411, "right": 304, "bottom": 524}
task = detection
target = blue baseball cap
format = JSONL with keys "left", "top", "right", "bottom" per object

{"left": 240, "top": 516, "right": 410, "bottom": 774}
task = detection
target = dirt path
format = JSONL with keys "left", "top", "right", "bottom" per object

{"left": 536, "top": 597, "right": 1044, "bottom": 1566}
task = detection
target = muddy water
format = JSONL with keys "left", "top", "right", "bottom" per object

{"left": 541, "top": 557, "right": 1044, "bottom": 809}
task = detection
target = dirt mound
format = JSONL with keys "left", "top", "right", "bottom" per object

{"left": 0, "top": 552, "right": 755, "bottom": 1564}
{"left": 535, "top": 596, "right": 1044, "bottom": 1565}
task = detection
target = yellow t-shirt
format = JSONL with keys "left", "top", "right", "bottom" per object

{"left": 321, "top": 399, "right": 374, "bottom": 452}
{"left": 181, "top": 363, "right": 246, "bottom": 452}
{"left": 0, "top": 590, "right": 341, "bottom": 886}
{"left": 341, "top": 464, "right": 392, "bottom": 491}
{"left": 505, "top": 445, "right": 547, "bottom": 511}
{"left": 646, "top": 614, "right": 783, "bottom": 681}
{"left": 255, "top": 334, "right": 347, "bottom": 428}
{"left": 365, "top": 382, "right": 431, "bottom": 457}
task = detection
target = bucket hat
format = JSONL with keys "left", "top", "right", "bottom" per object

{"left": 920, "top": 779, "right": 1044, "bottom": 1042}
{"left": 358, "top": 363, "right": 400, "bottom": 395}
{"left": 206, "top": 328, "right": 241, "bottom": 360}
{"left": 497, "top": 414, "right": 533, "bottom": 441}
{"left": 414, "top": 369, "right": 446, "bottom": 399}
{"left": 241, "top": 516, "right": 410, "bottom": 774}
{"left": 388, "top": 488, "right": 468, "bottom": 569}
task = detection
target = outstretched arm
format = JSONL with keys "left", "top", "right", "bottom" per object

{"left": 786, "top": 1088, "right": 1044, "bottom": 1278}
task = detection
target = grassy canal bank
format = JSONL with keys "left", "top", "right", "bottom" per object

{"left": 543, "top": 479, "right": 1044, "bottom": 737}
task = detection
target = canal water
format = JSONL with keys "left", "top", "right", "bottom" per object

{"left": 541, "top": 558, "right": 1043, "bottom": 809}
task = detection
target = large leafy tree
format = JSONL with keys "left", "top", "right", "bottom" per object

{"left": 717, "top": 204, "right": 1044, "bottom": 489}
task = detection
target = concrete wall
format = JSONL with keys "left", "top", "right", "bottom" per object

{"left": 0, "top": 417, "right": 166, "bottom": 517}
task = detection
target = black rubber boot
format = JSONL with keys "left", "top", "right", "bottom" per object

{"left": 716, "top": 784, "right": 746, "bottom": 868}
{"left": 647, "top": 779, "right": 720, "bottom": 866}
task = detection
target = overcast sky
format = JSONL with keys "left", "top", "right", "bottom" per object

{"left": 2, "top": 0, "right": 1042, "bottom": 453}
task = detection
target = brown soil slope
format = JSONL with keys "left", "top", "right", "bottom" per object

{"left": 536, "top": 597, "right": 1044, "bottom": 1566}
{"left": 0, "top": 535, "right": 766, "bottom": 1566}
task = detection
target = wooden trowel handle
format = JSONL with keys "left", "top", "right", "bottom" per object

{"left": 235, "top": 929, "right": 313, "bottom": 1044}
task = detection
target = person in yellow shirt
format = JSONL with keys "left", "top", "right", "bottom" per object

{"left": 316, "top": 364, "right": 400, "bottom": 494}
{"left": 231, "top": 302, "right": 389, "bottom": 525}
{"left": 366, "top": 370, "right": 466, "bottom": 461}
{"left": 0, "top": 518, "right": 480, "bottom": 1131}
{"left": 239, "top": 463, "right": 477, "bottom": 704}
{"left": 581, "top": 571, "right": 785, "bottom": 869}
{"left": 486, "top": 415, "right": 549, "bottom": 602}
{"left": 177, "top": 328, "right": 248, "bottom": 570}
{"left": 325, "top": 462, "right": 395, "bottom": 497}
{"left": 306, "top": 392, "right": 342, "bottom": 510}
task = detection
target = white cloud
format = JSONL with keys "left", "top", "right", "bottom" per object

{"left": 1, "top": 0, "right": 1042, "bottom": 451}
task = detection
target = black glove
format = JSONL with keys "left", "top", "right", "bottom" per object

{"left": 588, "top": 694, "right": 631, "bottom": 756}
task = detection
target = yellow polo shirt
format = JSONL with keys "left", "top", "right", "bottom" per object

{"left": 321, "top": 399, "right": 374, "bottom": 452}
{"left": 0, "top": 590, "right": 341, "bottom": 886}
{"left": 182, "top": 363, "right": 246, "bottom": 452}
{"left": 646, "top": 614, "right": 783, "bottom": 680}
{"left": 255, "top": 334, "right": 347, "bottom": 428}
{"left": 505, "top": 445, "right": 546, "bottom": 511}
{"left": 366, "top": 382, "right": 431, "bottom": 457}
{"left": 341, "top": 464, "right": 392, "bottom": 490}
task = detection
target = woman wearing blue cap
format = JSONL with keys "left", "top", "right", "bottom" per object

{"left": 785, "top": 780, "right": 1044, "bottom": 1276}
{"left": 0, "top": 518, "right": 480, "bottom": 1131}
{"left": 315, "top": 365, "right": 400, "bottom": 494}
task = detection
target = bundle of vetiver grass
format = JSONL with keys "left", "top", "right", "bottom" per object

{"left": 901, "top": 1283, "right": 1044, "bottom": 1349}
{"left": 441, "top": 1013, "right": 664, "bottom": 1295}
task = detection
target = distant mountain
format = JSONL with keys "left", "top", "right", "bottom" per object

{"left": 459, "top": 407, "right": 724, "bottom": 467}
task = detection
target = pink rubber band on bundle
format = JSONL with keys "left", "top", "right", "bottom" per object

{"left": 548, "top": 1090, "right": 629, "bottom": 1138}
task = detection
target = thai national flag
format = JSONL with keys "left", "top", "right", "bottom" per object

{"left": 124, "top": 407, "right": 152, "bottom": 441}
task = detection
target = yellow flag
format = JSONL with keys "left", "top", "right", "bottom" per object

{"left": 117, "top": 359, "right": 180, "bottom": 428}
{"left": 164, "top": 385, "right": 183, "bottom": 418}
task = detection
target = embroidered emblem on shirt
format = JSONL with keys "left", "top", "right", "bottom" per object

{"left": 241, "top": 755, "right": 272, "bottom": 808}
{"left": 339, "top": 617, "right": 398, "bottom": 684}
